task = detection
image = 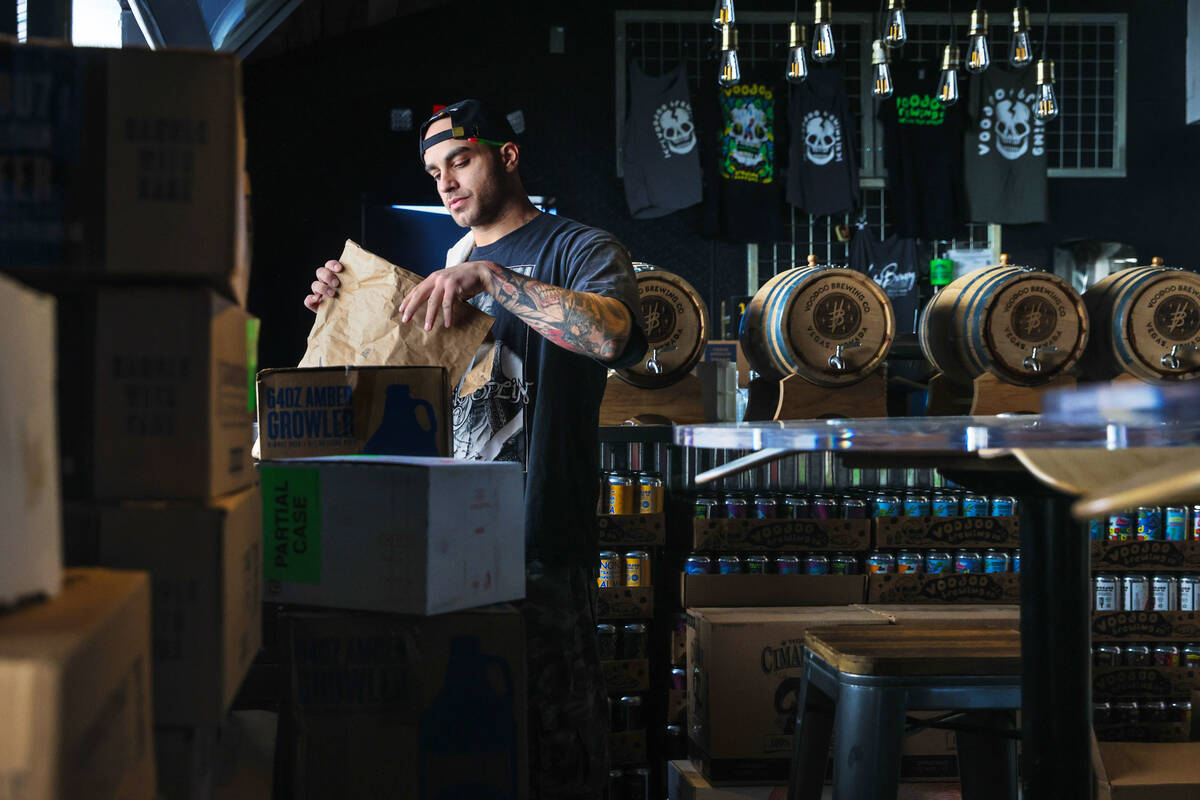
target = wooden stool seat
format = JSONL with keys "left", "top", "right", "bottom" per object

{"left": 804, "top": 624, "right": 1021, "bottom": 677}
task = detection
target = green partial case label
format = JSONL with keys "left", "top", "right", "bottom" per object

{"left": 262, "top": 467, "right": 321, "bottom": 583}
{"left": 246, "top": 318, "right": 261, "bottom": 415}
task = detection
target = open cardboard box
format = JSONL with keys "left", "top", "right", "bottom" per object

{"left": 1093, "top": 732, "right": 1200, "bottom": 799}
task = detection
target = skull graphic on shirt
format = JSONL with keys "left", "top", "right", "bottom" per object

{"left": 652, "top": 100, "right": 697, "bottom": 157}
{"left": 730, "top": 104, "right": 768, "bottom": 168}
{"left": 719, "top": 86, "right": 775, "bottom": 183}
{"left": 803, "top": 111, "right": 842, "bottom": 166}
{"left": 995, "top": 98, "right": 1032, "bottom": 160}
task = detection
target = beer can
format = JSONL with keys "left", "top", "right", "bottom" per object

{"left": 617, "top": 695, "right": 644, "bottom": 730}
{"left": 1166, "top": 507, "right": 1188, "bottom": 541}
{"left": 805, "top": 553, "right": 830, "bottom": 575}
{"left": 1183, "top": 644, "right": 1200, "bottom": 667}
{"left": 623, "top": 766, "right": 649, "bottom": 800}
{"left": 607, "top": 473, "right": 635, "bottom": 515}
{"left": 1088, "top": 519, "right": 1106, "bottom": 541}
{"left": 717, "top": 555, "right": 744, "bottom": 575}
{"left": 982, "top": 549, "right": 1010, "bottom": 574}
{"left": 624, "top": 551, "right": 650, "bottom": 587}
{"left": 694, "top": 495, "right": 721, "bottom": 519}
{"left": 954, "top": 550, "right": 983, "bottom": 574}
{"left": 866, "top": 551, "right": 896, "bottom": 575}
{"left": 895, "top": 550, "right": 924, "bottom": 574}
{"left": 1122, "top": 574, "right": 1150, "bottom": 611}
{"left": 812, "top": 495, "right": 838, "bottom": 520}
{"left": 670, "top": 668, "right": 686, "bottom": 691}
{"left": 596, "top": 624, "right": 618, "bottom": 661}
{"left": 599, "top": 551, "right": 620, "bottom": 588}
{"left": 784, "top": 494, "right": 811, "bottom": 519}
{"left": 872, "top": 494, "right": 901, "bottom": 518}
{"left": 1122, "top": 644, "right": 1151, "bottom": 666}
{"left": 684, "top": 554, "right": 713, "bottom": 576}
{"left": 1153, "top": 644, "right": 1180, "bottom": 667}
{"left": 830, "top": 553, "right": 860, "bottom": 575}
{"left": 1012, "top": 549, "right": 1021, "bottom": 574}
{"left": 931, "top": 492, "right": 959, "bottom": 517}
{"left": 608, "top": 767, "right": 625, "bottom": 791}
{"left": 962, "top": 493, "right": 989, "bottom": 518}
{"left": 925, "top": 550, "right": 953, "bottom": 575}
{"left": 1193, "top": 505, "right": 1200, "bottom": 540}
{"left": 1141, "top": 700, "right": 1169, "bottom": 723}
{"left": 1112, "top": 701, "right": 1139, "bottom": 724}
{"left": 753, "top": 494, "right": 779, "bottom": 519}
{"left": 1093, "top": 644, "right": 1122, "bottom": 667}
{"left": 1153, "top": 574, "right": 1179, "bottom": 611}
{"left": 775, "top": 555, "right": 802, "bottom": 575}
{"left": 1180, "top": 575, "right": 1200, "bottom": 611}
{"left": 638, "top": 473, "right": 664, "bottom": 514}
{"left": 665, "top": 724, "right": 687, "bottom": 760}
{"left": 1108, "top": 510, "right": 1135, "bottom": 541}
{"left": 1137, "top": 506, "right": 1162, "bottom": 541}
{"left": 621, "top": 623, "right": 648, "bottom": 659}
{"left": 990, "top": 496, "right": 1017, "bottom": 517}
{"left": 841, "top": 496, "right": 868, "bottom": 520}
{"left": 725, "top": 494, "right": 749, "bottom": 520}
{"left": 745, "top": 554, "right": 770, "bottom": 575}
{"left": 1171, "top": 700, "right": 1192, "bottom": 725}
{"left": 1093, "top": 701, "right": 1113, "bottom": 725}
{"left": 903, "top": 493, "right": 931, "bottom": 517}
{"left": 1093, "top": 574, "right": 1120, "bottom": 611}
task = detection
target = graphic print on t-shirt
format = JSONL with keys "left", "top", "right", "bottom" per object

{"left": 976, "top": 87, "right": 1045, "bottom": 161}
{"left": 895, "top": 92, "right": 946, "bottom": 127}
{"left": 652, "top": 99, "right": 697, "bottom": 157}
{"left": 802, "top": 109, "right": 843, "bottom": 165}
{"left": 720, "top": 84, "right": 775, "bottom": 183}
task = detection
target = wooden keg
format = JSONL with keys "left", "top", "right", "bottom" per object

{"left": 615, "top": 263, "right": 710, "bottom": 389}
{"left": 739, "top": 258, "right": 895, "bottom": 387}
{"left": 1080, "top": 263, "right": 1200, "bottom": 382}
{"left": 918, "top": 263, "right": 1089, "bottom": 386}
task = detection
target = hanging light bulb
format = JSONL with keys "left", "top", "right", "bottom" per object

{"left": 966, "top": 8, "right": 990, "bottom": 73}
{"left": 871, "top": 39, "right": 894, "bottom": 99}
{"left": 718, "top": 24, "right": 741, "bottom": 87}
{"left": 937, "top": 44, "right": 961, "bottom": 106}
{"left": 812, "top": 0, "right": 836, "bottom": 63}
{"left": 713, "top": 0, "right": 735, "bottom": 30}
{"left": 885, "top": 0, "right": 908, "bottom": 48}
{"left": 1009, "top": 4, "right": 1033, "bottom": 68}
{"left": 786, "top": 22, "right": 809, "bottom": 84}
{"left": 1035, "top": 57, "right": 1058, "bottom": 120}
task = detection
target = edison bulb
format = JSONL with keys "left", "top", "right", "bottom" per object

{"left": 966, "top": 8, "right": 990, "bottom": 74}
{"left": 713, "top": 0, "right": 735, "bottom": 29}
{"left": 1009, "top": 6, "right": 1033, "bottom": 68}
{"left": 812, "top": 0, "right": 836, "bottom": 62}
{"left": 1035, "top": 58, "right": 1059, "bottom": 121}
{"left": 718, "top": 25, "right": 741, "bottom": 87}
{"left": 786, "top": 22, "right": 809, "bottom": 84}
{"left": 885, "top": 0, "right": 907, "bottom": 48}
{"left": 871, "top": 39, "right": 893, "bottom": 99}
{"left": 938, "top": 44, "right": 960, "bottom": 106}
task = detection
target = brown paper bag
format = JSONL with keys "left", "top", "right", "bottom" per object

{"left": 299, "top": 240, "right": 494, "bottom": 396}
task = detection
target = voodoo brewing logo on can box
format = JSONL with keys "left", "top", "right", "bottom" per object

{"left": 1091, "top": 611, "right": 1200, "bottom": 641}
{"left": 1091, "top": 540, "right": 1200, "bottom": 571}
{"left": 692, "top": 518, "right": 870, "bottom": 551}
{"left": 873, "top": 515, "right": 1019, "bottom": 548}
{"left": 868, "top": 573, "right": 1021, "bottom": 604}
{"left": 256, "top": 366, "right": 449, "bottom": 460}
{"left": 1092, "top": 667, "right": 1200, "bottom": 699}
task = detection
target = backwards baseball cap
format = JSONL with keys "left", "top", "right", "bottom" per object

{"left": 418, "top": 99, "right": 519, "bottom": 161}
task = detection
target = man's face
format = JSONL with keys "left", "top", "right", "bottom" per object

{"left": 422, "top": 117, "right": 508, "bottom": 228}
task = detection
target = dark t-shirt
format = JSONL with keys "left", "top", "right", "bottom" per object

{"left": 787, "top": 64, "right": 859, "bottom": 217}
{"left": 622, "top": 61, "right": 703, "bottom": 219}
{"left": 453, "top": 213, "right": 647, "bottom": 567}
{"left": 850, "top": 227, "right": 923, "bottom": 334}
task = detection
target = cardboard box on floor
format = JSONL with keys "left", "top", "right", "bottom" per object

{"left": 0, "top": 274, "right": 62, "bottom": 605}
{"left": 1, "top": 41, "right": 250, "bottom": 305}
{"left": 57, "top": 287, "right": 257, "bottom": 500}
{"left": 261, "top": 456, "right": 525, "bottom": 615}
{"left": 669, "top": 758, "right": 785, "bottom": 799}
{"left": 64, "top": 488, "right": 263, "bottom": 726}
{"left": 277, "top": 605, "right": 528, "bottom": 800}
{"left": 0, "top": 568, "right": 156, "bottom": 799}
{"left": 256, "top": 366, "right": 450, "bottom": 459}
{"left": 1093, "top": 734, "right": 1200, "bottom": 799}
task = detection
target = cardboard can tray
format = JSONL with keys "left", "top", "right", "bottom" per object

{"left": 1093, "top": 722, "right": 1191, "bottom": 743}
{"left": 692, "top": 518, "right": 870, "bottom": 552}
{"left": 609, "top": 730, "right": 647, "bottom": 765}
{"left": 597, "top": 513, "right": 666, "bottom": 546}
{"left": 597, "top": 586, "right": 654, "bottom": 619}
{"left": 668, "top": 689, "right": 687, "bottom": 727}
{"left": 680, "top": 574, "right": 866, "bottom": 608}
{"left": 1091, "top": 610, "right": 1200, "bottom": 641}
{"left": 601, "top": 659, "right": 650, "bottom": 693}
{"left": 1092, "top": 667, "right": 1200, "bottom": 698}
{"left": 867, "top": 573, "right": 1021, "bottom": 605}
{"left": 872, "top": 516, "right": 1019, "bottom": 549}
{"left": 1090, "top": 540, "right": 1200, "bottom": 571}
{"left": 670, "top": 628, "right": 687, "bottom": 667}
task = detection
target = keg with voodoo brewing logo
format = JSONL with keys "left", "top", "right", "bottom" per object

{"left": 615, "top": 264, "right": 710, "bottom": 389}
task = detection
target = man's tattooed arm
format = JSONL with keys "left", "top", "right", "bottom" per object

{"left": 481, "top": 261, "right": 633, "bottom": 361}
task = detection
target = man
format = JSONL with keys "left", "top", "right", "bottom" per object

{"left": 305, "top": 99, "right": 648, "bottom": 799}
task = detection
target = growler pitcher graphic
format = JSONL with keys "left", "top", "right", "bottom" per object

{"left": 364, "top": 384, "right": 439, "bottom": 455}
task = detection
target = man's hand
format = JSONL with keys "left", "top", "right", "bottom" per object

{"left": 399, "top": 261, "right": 491, "bottom": 330}
{"left": 303, "top": 260, "right": 343, "bottom": 313}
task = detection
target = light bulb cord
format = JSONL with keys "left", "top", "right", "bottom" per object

{"left": 947, "top": 0, "right": 955, "bottom": 46}
{"left": 878, "top": 0, "right": 885, "bottom": 40}
{"left": 1041, "top": 0, "right": 1051, "bottom": 60}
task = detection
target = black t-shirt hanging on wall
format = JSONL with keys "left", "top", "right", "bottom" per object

{"left": 787, "top": 64, "right": 859, "bottom": 217}
{"left": 850, "top": 226, "right": 922, "bottom": 334}
{"left": 877, "top": 63, "right": 965, "bottom": 240}
{"left": 700, "top": 65, "right": 786, "bottom": 243}
{"left": 621, "top": 61, "right": 703, "bottom": 220}
{"left": 964, "top": 65, "right": 1048, "bottom": 224}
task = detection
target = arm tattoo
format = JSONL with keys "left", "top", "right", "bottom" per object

{"left": 482, "top": 262, "right": 632, "bottom": 361}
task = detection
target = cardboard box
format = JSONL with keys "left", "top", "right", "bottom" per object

{"left": 256, "top": 366, "right": 450, "bottom": 460}
{"left": 867, "top": 573, "right": 1021, "bottom": 604}
{"left": 155, "top": 726, "right": 216, "bottom": 800}
{"left": 0, "top": 568, "right": 156, "bottom": 799}
{"left": 602, "top": 659, "right": 650, "bottom": 694}
{"left": 67, "top": 488, "right": 263, "bottom": 726}
{"left": 873, "top": 516, "right": 1019, "bottom": 549}
{"left": 1091, "top": 541, "right": 1200, "bottom": 571}
{"left": 1093, "top": 668, "right": 1200, "bottom": 699}
{"left": 693, "top": 518, "right": 870, "bottom": 552}
{"left": 58, "top": 287, "right": 257, "bottom": 500}
{"left": 610, "top": 730, "right": 648, "bottom": 766}
{"left": 598, "top": 513, "right": 667, "bottom": 547}
{"left": 261, "top": 456, "right": 524, "bottom": 615}
{"left": 855, "top": 604, "right": 1020, "bottom": 627}
{"left": 0, "top": 42, "right": 249, "bottom": 305}
{"left": 1094, "top": 724, "right": 1191, "bottom": 744}
{"left": 1092, "top": 611, "right": 1200, "bottom": 641}
{"left": 1093, "top": 735, "right": 1200, "bottom": 798}
{"left": 277, "top": 605, "right": 527, "bottom": 800}
{"left": 682, "top": 575, "right": 867, "bottom": 608}
{"left": 598, "top": 586, "right": 654, "bottom": 619}
{"left": 0, "top": 274, "right": 62, "bottom": 604}
{"left": 687, "top": 606, "right": 890, "bottom": 783}
{"left": 704, "top": 340, "right": 751, "bottom": 387}
{"left": 668, "top": 758, "right": 784, "bottom": 799}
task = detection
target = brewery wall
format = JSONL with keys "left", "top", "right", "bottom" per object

{"left": 243, "top": 0, "right": 1192, "bottom": 372}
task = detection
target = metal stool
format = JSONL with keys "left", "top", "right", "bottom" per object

{"left": 786, "top": 625, "right": 1021, "bottom": 800}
